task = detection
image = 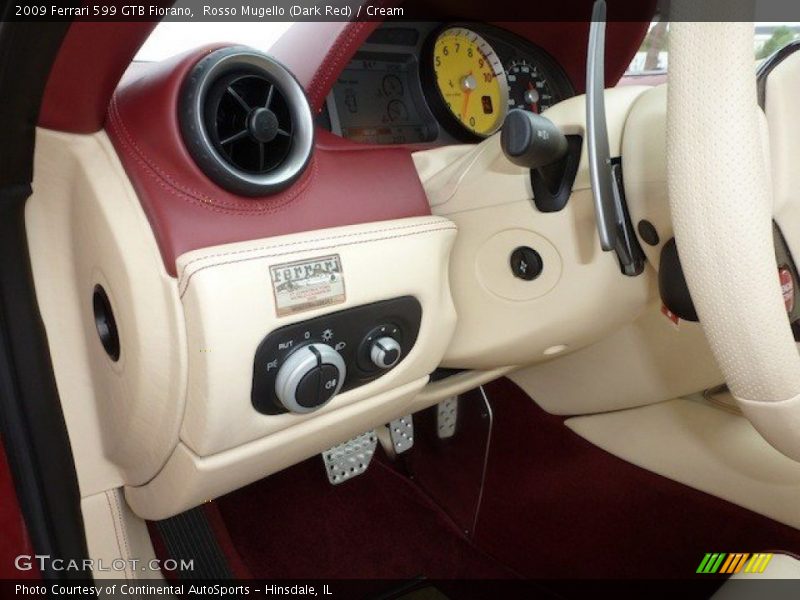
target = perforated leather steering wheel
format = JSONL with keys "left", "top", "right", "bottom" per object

{"left": 668, "top": 12, "right": 800, "bottom": 460}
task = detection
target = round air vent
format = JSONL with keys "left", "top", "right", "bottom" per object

{"left": 179, "top": 46, "right": 314, "bottom": 197}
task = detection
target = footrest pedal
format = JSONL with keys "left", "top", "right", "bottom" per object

{"left": 389, "top": 415, "right": 414, "bottom": 453}
{"left": 322, "top": 431, "right": 377, "bottom": 485}
{"left": 437, "top": 397, "right": 458, "bottom": 439}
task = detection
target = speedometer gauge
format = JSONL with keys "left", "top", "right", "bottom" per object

{"left": 507, "top": 60, "right": 555, "bottom": 114}
{"left": 430, "top": 27, "right": 508, "bottom": 138}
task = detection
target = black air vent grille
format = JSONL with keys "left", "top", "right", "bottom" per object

{"left": 207, "top": 74, "right": 292, "bottom": 174}
{"left": 180, "top": 47, "right": 314, "bottom": 197}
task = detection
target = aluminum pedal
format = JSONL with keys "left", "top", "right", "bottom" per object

{"left": 437, "top": 397, "right": 458, "bottom": 439}
{"left": 322, "top": 431, "right": 377, "bottom": 485}
{"left": 389, "top": 415, "right": 414, "bottom": 454}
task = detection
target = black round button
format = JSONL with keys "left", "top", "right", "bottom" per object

{"left": 317, "top": 365, "right": 341, "bottom": 403}
{"left": 381, "top": 347, "right": 399, "bottom": 366}
{"left": 637, "top": 220, "right": 660, "bottom": 246}
{"left": 295, "top": 368, "right": 322, "bottom": 408}
{"left": 510, "top": 247, "right": 543, "bottom": 281}
{"left": 247, "top": 107, "right": 280, "bottom": 143}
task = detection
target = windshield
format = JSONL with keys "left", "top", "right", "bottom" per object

{"left": 626, "top": 20, "right": 800, "bottom": 75}
{"left": 135, "top": 20, "right": 800, "bottom": 72}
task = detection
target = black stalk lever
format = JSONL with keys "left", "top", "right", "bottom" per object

{"left": 500, "top": 109, "right": 581, "bottom": 213}
{"left": 500, "top": 109, "right": 568, "bottom": 169}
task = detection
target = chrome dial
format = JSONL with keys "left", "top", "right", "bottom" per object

{"left": 274, "top": 343, "right": 346, "bottom": 414}
{"left": 370, "top": 337, "right": 402, "bottom": 370}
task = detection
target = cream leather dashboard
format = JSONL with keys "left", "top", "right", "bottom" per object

{"left": 176, "top": 216, "right": 457, "bottom": 457}
{"left": 26, "top": 80, "right": 724, "bottom": 520}
{"left": 27, "top": 128, "right": 460, "bottom": 518}
{"left": 414, "top": 88, "right": 722, "bottom": 412}
{"left": 415, "top": 88, "right": 654, "bottom": 369}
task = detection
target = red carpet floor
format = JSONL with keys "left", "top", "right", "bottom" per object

{"left": 216, "top": 456, "right": 516, "bottom": 580}
{"left": 473, "top": 379, "right": 800, "bottom": 579}
{"left": 212, "top": 378, "right": 800, "bottom": 583}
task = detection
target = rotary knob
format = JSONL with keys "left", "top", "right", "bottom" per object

{"left": 370, "top": 337, "right": 402, "bottom": 370}
{"left": 274, "top": 343, "right": 346, "bottom": 414}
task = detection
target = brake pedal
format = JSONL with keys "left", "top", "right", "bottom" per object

{"left": 389, "top": 415, "right": 414, "bottom": 453}
{"left": 437, "top": 397, "right": 458, "bottom": 439}
{"left": 322, "top": 431, "right": 377, "bottom": 485}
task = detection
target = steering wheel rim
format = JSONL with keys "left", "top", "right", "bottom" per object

{"left": 667, "top": 15, "right": 800, "bottom": 460}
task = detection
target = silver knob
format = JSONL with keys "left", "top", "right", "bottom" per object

{"left": 370, "top": 337, "right": 402, "bottom": 370}
{"left": 275, "top": 343, "right": 346, "bottom": 414}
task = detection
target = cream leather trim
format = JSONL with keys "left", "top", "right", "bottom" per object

{"left": 759, "top": 50, "right": 800, "bottom": 464}
{"left": 713, "top": 555, "right": 800, "bottom": 588}
{"left": 413, "top": 89, "right": 653, "bottom": 369}
{"left": 623, "top": 84, "right": 670, "bottom": 268}
{"left": 413, "top": 366, "right": 516, "bottom": 407}
{"left": 125, "top": 378, "right": 427, "bottom": 520}
{"left": 81, "top": 489, "right": 161, "bottom": 580}
{"left": 176, "top": 217, "right": 454, "bottom": 297}
{"left": 510, "top": 299, "right": 723, "bottom": 415}
{"left": 768, "top": 49, "right": 800, "bottom": 221}
{"left": 566, "top": 398, "right": 800, "bottom": 529}
{"left": 126, "top": 216, "right": 458, "bottom": 518}
{"left": 176, "top": 216, "right": 457, "bottom": 456}
{"left": 26, "top": 129, "right": 186, "bottom": 491}
{"left": 543, "top": 87, "right": 651, "bottom": 191}
{"left": 737, "top": 393, "right": 800, "bottom": 463}
{"left": 625, "top": 85, "right": 773, "bottom": 273}
{"left": 28, "top": 127, "right": 461, "bottom": 522}
{"left": 438, "top": 189, "right": 650, "bottom": 369}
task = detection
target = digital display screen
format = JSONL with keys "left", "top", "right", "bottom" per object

{"left": 333, "top": 56, "right": 433, "bottom": 145}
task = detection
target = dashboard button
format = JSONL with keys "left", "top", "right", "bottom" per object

{"left": 274, "top": 343, "right": 346, "bottom": 414}
{"left": 318, "top": 365, "right": 342, "bottom": 402}
{"left": 370, "top": 336, "right": 402, "bottom": 369}
{"left": 295, "top": 368, "right": 322, "bottom": 409}
{"left": 510, "top": 246, "right": 543, "bottom": 281}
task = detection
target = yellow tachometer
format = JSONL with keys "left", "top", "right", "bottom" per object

{"left": 432, "top": 27, "right": 508, "bottom": 137}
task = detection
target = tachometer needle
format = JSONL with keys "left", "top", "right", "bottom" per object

{"left": 526, "top": 82, "right": 540, "bottom": 113}
{"left": 461, "top": 91, "right": 472, "bottom": 121}
{"left": 460, "top": 72, "right": 476, "bottom": 121}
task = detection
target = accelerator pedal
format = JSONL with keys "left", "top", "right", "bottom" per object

{"left": 437, "top": 397, "right": 459, "bottom": 439}
{"left": 389, "top": 414, "right": 414, "bottom": 454}
{"left": 323, "top": 430, "right": 377, "bottom": 485}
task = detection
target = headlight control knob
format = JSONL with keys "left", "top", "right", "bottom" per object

{"left": 370, "top": 337, "right": 402, "bottom": 370}
{"left": 275, "top": 343, "right": 346, "bottom": 414}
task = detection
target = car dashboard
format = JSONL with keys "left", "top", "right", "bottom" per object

{"left": 25, "top": 17, "right": 660, "bottom": 521}
{"left": 323, "top": 22, "right": 576, "bottom": 145}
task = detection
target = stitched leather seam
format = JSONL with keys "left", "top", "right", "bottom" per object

{"left": 109, "top": 96, "right": 220, "bottom": 203}
{"left": 177, "top": 217, "right": 450, "bottom": 280}
{"left": 105, "top": 491, "right": 134, "bottom": 581}
{"left": 179, "top": 225, "right": 456, "bottom": 297}
{"left": 114, "top": 125, "right": 319, "bottom": 217}
{"left": 307, "top": 23, "right": 369, "bottom": 109}
{"left": 107, "top": 96, "right": 317, "bottom": 214}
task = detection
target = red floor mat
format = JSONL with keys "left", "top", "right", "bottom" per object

{"left": 474, "top": 378, "right": 800, "bottom": 579}
{"left": 216, "top": 455, "right": 517, "bottom": 580}
{"left": 402, "top": 388, "right": 491, "bottom": 535}
{"left": 214, "top": 378, "right": 800, "bottom": 582}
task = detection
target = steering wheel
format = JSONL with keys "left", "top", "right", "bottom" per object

{"left": 668, "top": 17, "right": 800, "bottom": 460}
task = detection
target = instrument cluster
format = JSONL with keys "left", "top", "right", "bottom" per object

{"left": 326, "top": 22, "right": 575, "bottom": 145}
